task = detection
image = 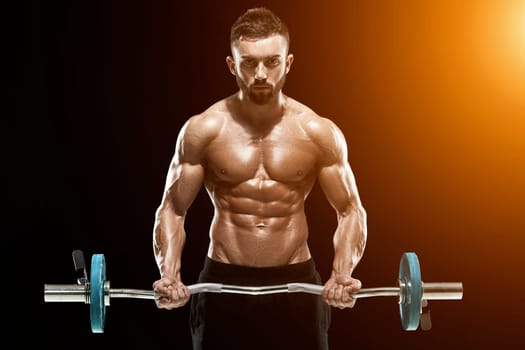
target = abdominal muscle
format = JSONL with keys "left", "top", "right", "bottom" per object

{"left": 206, "top": 179, "right": 313, "bottom": 267}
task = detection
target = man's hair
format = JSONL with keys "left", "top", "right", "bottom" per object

{"left": 230, "top": 7, "right": 290, "bottom": 48}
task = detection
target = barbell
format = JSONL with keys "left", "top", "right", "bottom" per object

{"left": 44, "top": 250, "right": 463, "bottom": 333}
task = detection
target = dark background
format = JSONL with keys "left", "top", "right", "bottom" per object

{"left": 18, "top": 0, "right": 525, "bottom": 349}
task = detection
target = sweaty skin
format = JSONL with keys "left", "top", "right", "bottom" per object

{"left": 152, "top": 34, "right": 367, "bottom": 310}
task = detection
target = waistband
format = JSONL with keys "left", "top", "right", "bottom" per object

{"left": 198, "top": 257, "right": 319, "bottom": 286}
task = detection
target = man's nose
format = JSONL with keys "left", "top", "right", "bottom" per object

{"left": 254, "top": 62, "right": 267, "bottom": 81}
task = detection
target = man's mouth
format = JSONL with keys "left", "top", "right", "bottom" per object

{"left": 252, "top": 84, "right": 271, "bottom": 89}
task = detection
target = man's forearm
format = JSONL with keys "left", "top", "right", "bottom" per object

{"left": 153, "top": 205, "right": 186, "bottom": 280}
{"left": 331, "top": 204, "right": 367, "bottom": 277}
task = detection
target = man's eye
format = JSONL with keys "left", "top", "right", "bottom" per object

{"left": 242, "top": 59, "right": 256, "bottom": 67}
{"left": 267, "top": 58, "right": 280, "bottom": 66}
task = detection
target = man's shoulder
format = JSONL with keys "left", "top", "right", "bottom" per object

{"left": 286, "top": 96, "right": 329, "bottom": 120}
{"left": 287, "top": 98, "right": 338, "bottom": 135}
{"left": 286, "top": 97, "right": 345, "bottom": 155}
{"left": 184, "top": 98, "right": 230, "bottom": 136}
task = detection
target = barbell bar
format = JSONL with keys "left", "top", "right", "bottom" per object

{"left": 44, "top": 251, "right": 463, "bottom": 333}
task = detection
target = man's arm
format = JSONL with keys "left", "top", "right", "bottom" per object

{"left": 152, "top": 118, "right": 208, "bottom": 309}
{"left": 311, "top": 118, "right": 367, "bottom": 309}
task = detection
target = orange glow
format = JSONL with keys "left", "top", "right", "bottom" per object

{"left": 286, "top": 1, "right": 525, "bottom": 346}
{"left": 471, "top": 0, "right": 525, "bottom": 106}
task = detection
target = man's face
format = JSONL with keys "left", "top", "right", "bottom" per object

{"left": 228, "top": 34, "right": 293, "bottom": 105}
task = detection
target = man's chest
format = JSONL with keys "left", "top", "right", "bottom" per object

{"left": 205, "top": 134, "right": 319, "bottom": 183}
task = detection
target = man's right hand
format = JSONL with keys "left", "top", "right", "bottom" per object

{"left": 152, "top": 276, "right": 190, "bottom": 309}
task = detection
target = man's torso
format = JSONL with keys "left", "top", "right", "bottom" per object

{"left": 191, "top": 96, "right": 332, "bottom": 266}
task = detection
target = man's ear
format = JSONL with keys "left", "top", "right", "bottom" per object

{"left": 226, "top": 56, "right": 236, "bottom": 76}
{"left": 285, "top": 53, "right": 294, "bottom": 74}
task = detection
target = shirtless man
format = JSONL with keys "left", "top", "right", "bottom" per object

{"left": 152, "top": 7, "right": 367, "bottom": 350}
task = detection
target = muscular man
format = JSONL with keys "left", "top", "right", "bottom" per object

{"left": 152, "top": 7, "right": 367, "bottom": 350}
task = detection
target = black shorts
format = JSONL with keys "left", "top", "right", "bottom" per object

{"left": 190, "top": 257, "right": 331, "bottom": 350}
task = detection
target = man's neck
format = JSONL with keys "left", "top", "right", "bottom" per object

{"left": 236, "top": 91, "right": 287, "bottom": 127}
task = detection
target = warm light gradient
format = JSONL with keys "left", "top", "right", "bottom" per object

{"left": 292, "top": 1, "right": 525, "bottom": 348}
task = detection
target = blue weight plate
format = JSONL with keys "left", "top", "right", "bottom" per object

{"left": 90, "top": 254, "right": 106, "bottom": 333}
{"left": 398, "top": 252, "right": 422, "bottom": 331}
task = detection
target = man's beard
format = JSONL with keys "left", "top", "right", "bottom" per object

{"left": 237, "top": 75, "right": 287, "bottom": 105}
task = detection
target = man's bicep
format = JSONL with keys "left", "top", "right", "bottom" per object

{"left": 318, "top": 162, "right": 361, "bottom": 215}
{"left": 161, "top": 115, "right": 211, "bottom": 214}
{"left": 162, "top": 160, "right": 206, "bottom": 216}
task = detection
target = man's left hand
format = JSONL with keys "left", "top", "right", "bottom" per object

{"left": 322, "top": 273, "right": 362, "bottom": 309}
